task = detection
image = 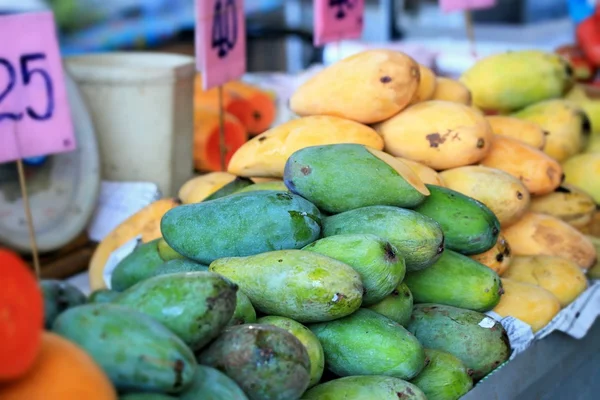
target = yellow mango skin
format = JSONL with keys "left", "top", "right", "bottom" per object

{"left": 470, "top": 234, "right": 512, "bottom": 276}
{"left": 493, "top": 279, "right": 561, "bottom": 333}
{"left": 228, "top": 115, "right": 383, "bottom": 178}
{"left": 485, "top": 116, "right": 547, "bottom": 150}
{"left": 530, "top": 184, "right": 597, "bottom": 228}
{"left": 502, "top": 255, "right": 588, "bottom": 307}
{"left": 440, "top": 166, "right": 530, "bottom": 227}
{"left": 503, "top": 212, "right": 597, "bottom": 269}
{"left": 512, "top": 100, "right": 590, "bottom": 162}
{"left": 480, "top": 135, "right": 563, "bottom": 196}
{"left": 586, "top": 236, "right": 600, "bottom": 279}
{"left": 563, "top": 153, "right": 600, "bottom": 203}
{"left": 396, "top": 157, "right": 445, "bottom": 186}
{"left": 460, "top": 50, "right": 572, "bottom": 112}
{"left": 290, "top": 50, "right": 420, "bottom": 124}
{"left": 565, "top": 85, "right": 600, "bottom": 135}
{"left": 431, "top": 77, "right": 472, "bottom": 105}
{"left": 375, "top": 100, "right": 493, "bottom": 170}
{"left": 178, "top": 172, "right": 237, "bottom": 204}
{"left": 409, "top": 64, "right": 436, "bottom": 104}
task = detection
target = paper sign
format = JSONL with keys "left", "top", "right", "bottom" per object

{"left": 0, "top": 12, "right": 76, "bottom": 164}
{"left": 196, "top": 0, "right": 247, "bottom": 90}
{"left": 440, "top": 0, "right": 497, "bottom": 12}
{"left": 314, "top": 0, "right": 365, "bottom": 46}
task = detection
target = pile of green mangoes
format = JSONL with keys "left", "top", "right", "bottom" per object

{"left": 44, "top": 144, "right": 511, "bottom": 400}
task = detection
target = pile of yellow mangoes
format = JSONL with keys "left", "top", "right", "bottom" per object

{"left": 89, "top": 48, "right": 600, "bottom": 334}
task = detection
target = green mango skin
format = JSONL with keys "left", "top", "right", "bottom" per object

{"left": 366, "top": 282, "right": 413, "bottom": 326}
{"left": 203, "top": 177, "right": 254, "bottom": 201}
{"left": 111, "top": 239, "right": 163, "bottom": 292}
{"left": 40, "top": 280, "right": 87, "bottom": 329}
{"left": 309, "top": 309, "right": 426, "bottom": 380}
{"left": 88, "top": 289, "right": 120, "bottom": 304}
{"left": 161, "top": 191, "right": 322, "bottom": 265}
{"left": 52, "top": 304, "right": 197, "bottom": 393}
{"left": 303, "top": 234, "right": 406, "bottom": 305}
{"left": 152, "top": 259, "right": 209, "bottom": 277}
{"left": 120, "top": 394, "right": 178, "bottom": 400}
{"left": 236, "top": 181, "right": 288, "bottom": 193}
{"left": 197, "top": 324, "right": 311, "bottom": 400}
{"left": 114, "top": 272, "right": 237, "bottom": 350}
{"left": 284, "top": 144, "right": 426, "bottom": 213}
{"left": 407, "top": 304, "right": 510, "bottom": 380}
{"left": 209, "top": 250, "right": 363, "bottom": 323}
{"left": 302, "top": 375, "right": 427, "bottom": 400}
{"left": 257, "top": 316, "right": 325, "bottom": 388}
{"left": 157, "top": 238, "right": 187, "bottom": 261}
{"left": 404, "top": 250, "right": 503, "bottom": 312}
{"left": 323, "top": 206, "right": 444, "bottom": 271}
{"left": 412, "top": 185, "right": 500, "bottom": 255}
{"left": 228, "top": 291, "right": 257, "bottom": 326}
{"left": 180, "top": 365, "right": 249, "bottom": 400}
{"left": 411, "top": 349, "right": 473, "bottom": 400}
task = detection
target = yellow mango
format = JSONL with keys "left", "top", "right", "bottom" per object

{"left": 439, "top": 166, "right": 530, "bottom": 227}
{"left": 485, "top": 116, "right": 546, "bottom": 149}
{"left": 586, "top": 133, "right": 600, "bottom": 153}
{"left": 586, "top": 236, "right": 600, "bottom": 279}
{"left": 503, "top": 212, "right": 597, "bottom": 269}
{"left": 493, "top": 279, "right": 561, "bottom": 333}
{"left": 375, "top": 100, "right": 493, "bottom": 170}
{"left": 470, "top": 234, "right": 512, "bottom": 276}
{"left": 409, "top": 64, "right": 436, "bottom": 104}
{"left": 431, "top": 77, "right": 472, "bottom": 105}
{"left": 178, "top": 172, "right": 237, "bottom": 204}
{"left": 480, "top": 135, "right": 563, "bottom": 196}
{"left": 562, "top": 152, "right": 600, "bottom": 203}
{"left": 530, "top": 184, "right": 597, "bottom": 228}
{"left": 512, "top": 99, "right": 590, "bottom": 162}
{"left": 502, "top": 255, "right": 588, "bottom": 307}
{"left": 395, "top": 157, "right": 445, "bottom": 186}
{"left": 290, "top": 50, "right": 420, "bottom": 124}
{"left": 565, "top": 84, "right": 600, "bottom": 134}
{"left": 228, "top": 115, "right": 383, "bottom": 177}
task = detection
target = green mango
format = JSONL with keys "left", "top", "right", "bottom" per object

{"left": 323, "top": 205, "right": 444, "bottom": 271}
{"left": 228, "top": 291, "right": 257, "bottom": 326}
{"left": 411, "top": 348, "right": 473, "bottom": 400}
{"left": 203, "top": 177, "right": 254, "bottom": 201}
{"left": 180, "top": 365, "right": 249, "bottom": 400}
{"left": 111, "top": 239, "right": 164, "bottom": 291}
{"left": 157, "top": 238, "right": 186, "bottom": 261}
{"left": 412, "top": 185, "right": 500, "bottom": 255}
{"left": 52, "top": 304, "right": 196, "bottom": 393}
{"left": 284, "top": 144, "right": 428, "bottom": 213}
{"left": 40, "top": 280, "right": 87, "bottom": 329}
{"left": 303, "top": 376, "right": 427, "bottom": 400}
{"left": 236, "top": 181, "right": 288, "bottom": 193}
{"left": 152, "top": 259, "right": 209, "bottom": 277}
{"left": 197, "top": 324, "right": 310, "bottom": 400}
{"left": 162, "top": 191, "right": 322, "bottom": 265}
{"left": 113, "top": 272, "right": 237, "bottom": 350}
{"left": 406, "top": 304, "right": 510, "bottom": 380}
{"left": 309, "top": 309, "right": 426, "bottom": 380}
{"left": 88, "top": 289, "right": 120, "bottom": 304}
{"left": 404, "top": 250, "right": 503, "bottom": 312}
{"left": 209, "top": 250, "right": 363, "bottom": 323}
{"left": 303, "top": 234, "right": 405, "bottom": 305}
{"left": 257, "top": 316, "right": 325, "bottom": 388}
{"left": 366, "top": 282, "right": 413, "bottom": 326}
{"left": 120, "top": 394, "right": 177, "bottom": 400}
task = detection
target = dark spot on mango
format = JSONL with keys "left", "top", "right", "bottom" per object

{"left": 560, "top": 173, "right": 566, "bottom": 183}
{"left": 383, "top": 242, "right": 398, "bottom": 263}
{"left": 556, "top": 186, "right": 571, "bottom": 193}
{"left": 492, "top": 226, "right": 499, "bottom": 236}
{"left": 173, "top": 359, "right": 185, "bottom": 389}
{"left": 423, "top": 357, "right": 430, "bottom": 368}
{"left": 467, "top": 368, "right": 475, "bottom": 376}
{"left": 391, "top": 290, "right": 399, "bottom": 297}
{"left": 476, "top": 138, "right": 485, "bottom": 148}
{"left": 578, "top": 110, "right": 592, "bottom": 136}
{"left": 426, "top": 133, "right": 446, "bottom": 148}
{"left": 380, "top": 76, "right": 392, "bottom": 83}
{"left": 300, "top": 166, "right": 312, "bottom": 176}
{"left": 436, "top": 236, "right": 445, "bottom": 254}
{"left": 258, "top": 136, "right": 267, "bottom": 142}
{"left": 407, "top": 386, "right": 415, "bottom": 395}
{"left": 485, "top": 288, "right": 490, "bottom": 293}
{"left": 278, "top": 259, "right": 283, "bottom": 262}
{"left": 496, "top": 253, "right": 504, "bottom": 262}
{"left": 253, "top": 111, "right": 262, "bottom": 121}
{"left": 543, "top": 130, "right": 550, "bottom": 136}
{"left": 498, "top": 284, "right": 505, "bottom": 296}
{"left": 517, "top": 191, "right": 524, "bottom": 199}
{"left": 397, "top": 392, "right": 407, "bottom": 398}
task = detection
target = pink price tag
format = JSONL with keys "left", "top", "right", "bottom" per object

{"left": 440, "top": 0, "right": 497, "bottom": 12}
{"left": 196, "top": 0, "right": 247, "bottom": 90}
{"left": 0, "top": 12, "right": 76, "bottom": 164}
{"left": 314, "top": 0, "right": 365, "bottom": 47}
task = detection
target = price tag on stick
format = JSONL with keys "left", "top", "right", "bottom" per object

{"left": 314, "top": 0, "right": 365, "bottom": 47}
{"left": 0, "top": 11, "right": 76, "bottom": 278}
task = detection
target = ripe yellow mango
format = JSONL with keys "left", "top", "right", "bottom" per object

{"left": 409, "top": 64, "right": 436, "bottom": 104}
{"left": 563, "top": 152, "right": 600, "bottom": 203}
{"left": 502, "top": 255, "right": 588, "bottom": 307}
{"left": 480, "top": 135, "right": 563, "bottom": 196}
{"left": 470, "top": 234, "right": 512, "bottom": 276}
{"left": 228, "top": 115, "right": 383, "bottom": 178}
{"left": 440, "top": 166, "right": 530, "bottom": 227}
{"left": 503, "top": 212, "right": 597, "bottom": 269}
{"left": 375, "top": 100, "right": 493, "bottom": 170}
{"left": 485, "top": 116, "right": 546, "bottom": 150}
{"left": 290, "top": 50, "right": 420, "bottom": 124}
{"left": 565, "top": 84, "right": 600, "bottom": 134}
{"left": 530, "top": 184, "right": 597, "bottom": 228}
{"left": 586, "top": 236, "right": 600, "bottom": 279}
{"left": 431, "top": 77, "right": 471, "bottom": 105}
{"left": 493, "top": 279, "right": 561, "bottom": 333}
{"left": 396, "top": 157, "right": 445, "bottom": 186}
{"left": 178, "top": 172, "right": 237, "bottom": 204}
